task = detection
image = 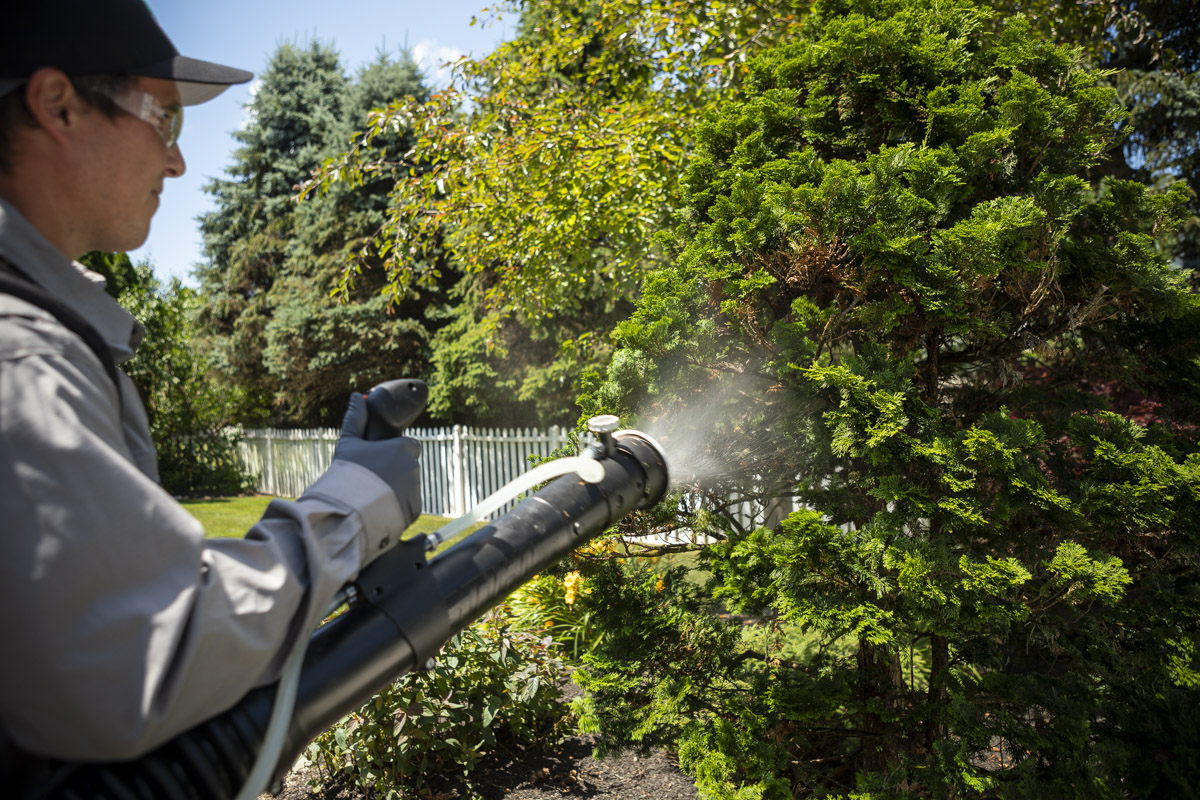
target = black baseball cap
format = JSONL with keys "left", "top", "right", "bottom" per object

{"left": 0, "top": 0, "right": 253, "bottom": 106}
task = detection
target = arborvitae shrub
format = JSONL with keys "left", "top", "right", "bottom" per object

{"left": 574, "top": 0, "right": 1200, "bottom": 796}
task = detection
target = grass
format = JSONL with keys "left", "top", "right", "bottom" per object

{"left": 183, "top": 495, "right": 282, "bottom": 538}
{"left": 183, "top": 495, "right": 481, "bottom": 548}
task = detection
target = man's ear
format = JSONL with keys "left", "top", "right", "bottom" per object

{"left": 23, "top": 68, "right": 85, "bottom": 145}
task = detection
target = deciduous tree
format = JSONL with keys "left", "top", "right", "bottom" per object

{"left": 117, "top": 262, "right": 255, "bottom": 496}
{"left": 304, "top": 0, "right": 813, "bottom": 424}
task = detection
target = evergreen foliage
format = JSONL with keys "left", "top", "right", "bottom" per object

{"left": 197, "top": 43, "right": 444, "bottom": 426}
{"left": 301, "top": 0, "right": 1197, "bottom": 428}
{"left": 261, "top": 51, "right": 452, "bottom": 426}
{"left": 574, "top": 0, "right": 1200, "bottom": 796}
{"left": 196, "top": 41, "right": 348, "bottom": 418}
{"left": 990, "top": 0, "right": 1200, "bottom": 268}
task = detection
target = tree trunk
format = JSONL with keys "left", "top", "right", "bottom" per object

{"left": 857, "top": 640, "right": 905, "bottom": 774}
{"left": 925, "top": 634, "right": 950, "bottom": 751}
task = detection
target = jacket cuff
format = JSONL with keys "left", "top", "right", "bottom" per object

{"left": 299, "top": 460, "right": 406, "bottom": 563}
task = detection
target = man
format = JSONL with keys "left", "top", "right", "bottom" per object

{"left": 0, "top": 0, "right": 422, "bottom": 765}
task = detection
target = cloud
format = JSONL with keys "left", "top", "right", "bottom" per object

{"left": 412, "top": 40, "right": 467, "bottom": 88}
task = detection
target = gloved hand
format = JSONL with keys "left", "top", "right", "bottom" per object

{"left": 333, "top": 391, "right": 422, "bottom": 526}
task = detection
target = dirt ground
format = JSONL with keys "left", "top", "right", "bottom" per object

{"left": 264, "top": 735, "right": 698, "bottom": 800}
{"left": 263, "top": 680, "right": 698, "bottom": 800}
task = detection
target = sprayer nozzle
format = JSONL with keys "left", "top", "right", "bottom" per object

{"left": 588, "top": 415, "right": 620, "bottom": 434}
{"left": 588, "top": 415, "right": 620, "bottom": 458}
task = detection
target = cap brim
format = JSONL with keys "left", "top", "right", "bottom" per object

{"left": 0, "top": 58, "right": 252, "bottom": 106}
{"left": 141, "top": 55, "right": 253, "bottom": 107}
{"left": 176, "top": 79, "right": 237, "bottom": 106}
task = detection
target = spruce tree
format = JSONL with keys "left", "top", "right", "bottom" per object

{"left": 261, "top": 50, "right": 449, "bottom": 426}
{"left": 196, "top": 44, "right": 450, "bottom": 425}
{"left": 196, "top": 41, "right": 349, "bottom": 420}
{"left": 575, "top": 0, "right": 1200, "bottom": 796}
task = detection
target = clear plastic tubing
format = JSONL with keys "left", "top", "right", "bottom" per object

{"left": 426, "top": 455, "right": 606, "bottom": 550}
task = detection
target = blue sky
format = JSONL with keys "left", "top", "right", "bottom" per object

{"left": 129, "top": 0, "right": 511, "bottom": 284}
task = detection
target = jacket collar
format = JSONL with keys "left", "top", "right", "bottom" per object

{"left": 0, "top": 196, "right": 145, "bottom": 363}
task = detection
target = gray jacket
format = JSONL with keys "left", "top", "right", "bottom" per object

{"left": 0, "top": 198, "right": 407, "bottom": 761}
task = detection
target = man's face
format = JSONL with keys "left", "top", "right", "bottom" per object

{"left": 74, "top": 76, "right": 185, "bottom": 254}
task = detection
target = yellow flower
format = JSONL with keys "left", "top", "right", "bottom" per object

{"left": 655, "top": 578, "right": 665, "bottom": 593}
{"left": 564, "top": 571, "right": 582, "bottom": 606}
{"left": 584, "top": 539, "right": 618, "bottom": 555}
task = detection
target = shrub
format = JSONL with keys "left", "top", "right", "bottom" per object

{"left": 116, "top": 263, "right": 257, "bottom": 496}
{"left": 306, "top": 608, "right": 570, "bottom": 798}
{"left": 577, "top": 0, "right": 1200, "bottom": 796}
{"left": 508, "top": 570, "right": 606, "bottom": 660}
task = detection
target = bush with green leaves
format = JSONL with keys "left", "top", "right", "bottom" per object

{"left": 576, "top": 0, "right": 1200, "bottom": 796}
{"left": 508, "top": 569, "right": 607, "bottom": 660}
{"left": 306, "top": 608, "right": 569, "bottom": 798}
{"left": 107, "top": 260, "right": 256, "bottom": 497}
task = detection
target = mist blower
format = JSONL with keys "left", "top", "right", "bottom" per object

{"left": 14, "top": 379, "right": 669, "bottom": 800}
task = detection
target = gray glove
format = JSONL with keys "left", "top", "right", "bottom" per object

{"left": 333, "top": 392, "right": 422, "bottom": 526}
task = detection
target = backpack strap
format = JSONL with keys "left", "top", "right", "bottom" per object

{"left": 0, "top": 260, "right": 124, "bottom": 415}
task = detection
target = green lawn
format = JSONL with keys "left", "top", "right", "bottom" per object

{"left": 182, "top": 495, "right": 282, "bottom": 538}
{"left": 183, "top": 495, "right": 479, "bottom": 548}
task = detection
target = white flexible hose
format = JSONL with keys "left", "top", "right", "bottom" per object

{"left": 232, "top": 454, "right": 604, "bottom": 800}
{"left": 424, "top": 454, "right": 606, "bottom": 549}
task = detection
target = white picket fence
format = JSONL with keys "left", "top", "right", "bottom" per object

{"left": 237, "top": 425, "right": 569, "bottom": 518}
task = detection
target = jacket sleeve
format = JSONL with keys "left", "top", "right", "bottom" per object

{"left": 0, "top": 319, "right": 407, "bottom": 761}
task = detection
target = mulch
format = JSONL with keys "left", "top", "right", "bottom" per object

{"left": 265, "top": 735, "right": 698, "bottom": 800}
{"left": 262, "top": 678, "right": 697, "bottom": 800}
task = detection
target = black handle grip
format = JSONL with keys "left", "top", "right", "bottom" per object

{"left": 363, "top": 379, "right": 428, "bottom": 441}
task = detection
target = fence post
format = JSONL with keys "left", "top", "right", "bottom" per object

{"left": 264, "top": 429, "right": 274, "bottom": 496}
{"left": 452, "top": 424, "right": 466, "bottom": 517}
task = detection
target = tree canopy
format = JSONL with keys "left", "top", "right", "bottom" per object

{"left": 991, "top": 0, "right": 1200, "bottom": 264}
{"left": 302, "top": 0, "right": 815, "bottom": 424}
{"left": 300, "top": 0, "right": 1196, "bottom": 430}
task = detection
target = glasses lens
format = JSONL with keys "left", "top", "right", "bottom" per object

{"left": 161, "top": 104, "right": 182, "bottom": 149}
{"left": 111, "top": 88, "right": 182, "bottom": 149}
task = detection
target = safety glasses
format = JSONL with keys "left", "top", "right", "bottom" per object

{"left": 107, "top": 88, "right": 183, "bottom": 150}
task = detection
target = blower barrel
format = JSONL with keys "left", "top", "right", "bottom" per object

{"left": 28, "top": 428, "right": 669, "bottom": 800}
